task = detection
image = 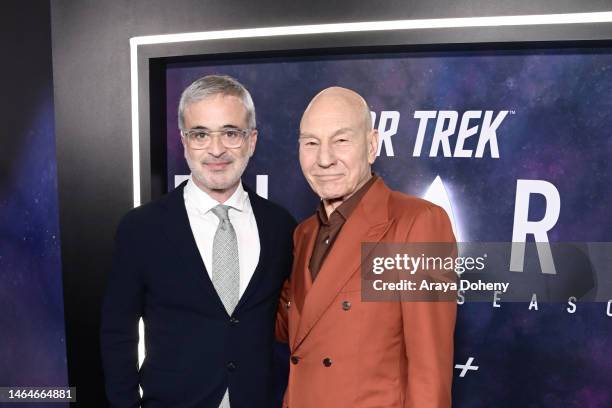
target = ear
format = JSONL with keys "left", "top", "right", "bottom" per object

{"left": 248, "top": 129, "right": 258, "bottom": 157}
{"left": 180, "top": 134, "right": 187, "bottom": 148}
{"left": 367, "top": 129, "right": 379, "bottom": 164}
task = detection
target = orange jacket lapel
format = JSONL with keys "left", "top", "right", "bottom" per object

{"left": 292, "top": 179, "right": 393, "bottom": 350}
{"left": 290, "top": 217, "right": 316, "bottom": 312}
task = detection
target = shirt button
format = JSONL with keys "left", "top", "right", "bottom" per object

{"left": 324, "top": 237, "right": 329, "bottom": 245}
{"left": 342, "top": 301, "right": 351, "bottom": 311}
{"left": 286, "top": 300, "right": 291, "bottom": 309}
{"left": 323, "top": 357, "right": 332, "bottom": 367}
{"left": 227, "top": 361, "right": 237, "bottom": 371}
{"left": 290, "top": 356, "right": 300, "bottom": 365}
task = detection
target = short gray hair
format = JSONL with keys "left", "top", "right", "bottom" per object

{"left": 178, "top": 75, "right": 256, "bottom": 129}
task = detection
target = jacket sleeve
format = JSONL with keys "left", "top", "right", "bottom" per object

{"left": 401, "top": 206, "right": 457, "bottom": 408}
{"left": 100, "top": 214, "right": 144, "bottom": 408}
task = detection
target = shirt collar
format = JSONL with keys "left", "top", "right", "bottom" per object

{"left": 185, "top": 175, "right": 248, "bottom": 216}
{"left": 316, "top": 174, "right": 379, "bottom": 225}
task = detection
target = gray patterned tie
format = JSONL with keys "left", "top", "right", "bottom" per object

{"left": 211, "top": 205, "right": 239, "bottom": 408}
{"left": 211, "top": 204, "right": 240, "bottom": 314}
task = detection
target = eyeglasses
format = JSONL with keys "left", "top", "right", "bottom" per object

{"left": 181, "top": 127, "right": 253, "bottom": 149}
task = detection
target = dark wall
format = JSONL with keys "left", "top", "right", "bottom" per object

{"left": 50, "top": 1, "right": 612, "bottom": 405}
{"left": 2, "top": 0, "right": 53, "bottom": 189}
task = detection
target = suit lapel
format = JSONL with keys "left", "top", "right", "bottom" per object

{"left": 292, "top": 179, "right": 393, "bottom": 350}
{"left": 286, "top": 216, "right": 317, "bottom": 348}
{"left": 234, "top": 188, "right": 270, "bottom": 312}
{"left": 293, "top": 218, "right": 317, "bottom": 311}
{"left": 161, "top": 181, "right": 228, "bottom": 315}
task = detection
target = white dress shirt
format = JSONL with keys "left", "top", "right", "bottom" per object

{"left": 183, "top": 176, "right": 260, "bottom": 297}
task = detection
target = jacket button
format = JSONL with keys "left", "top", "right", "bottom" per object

{"left": 323, "top": 357, "right": 332, "bottom": 367}
{"left": 229, "top": 316, "right": 239, "bottom": 325}
{"left": 342, "top": 301, "right": 351, "bottom": 311}
{"left": 290, "top": 356, "right": 300, "bottom": 365}
{"left": 227, "top": 361, "right": 237, "bottom": 371}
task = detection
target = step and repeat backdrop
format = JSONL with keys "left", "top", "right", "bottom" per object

{"left": 0, "top": 91, "right": 67, "bottom": 405}
{"left": 164, "top": 49, "right": 611, "bottom": 406}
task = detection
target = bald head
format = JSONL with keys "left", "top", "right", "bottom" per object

{"left": 301, "top": 86, "right": 372, "bottom": 133}
{"left": 298, "top": 86, "right": 378, "bottom": 211}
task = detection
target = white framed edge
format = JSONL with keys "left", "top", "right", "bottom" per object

{"left": 129, "top": 11, "right": 612, "bottom": 208}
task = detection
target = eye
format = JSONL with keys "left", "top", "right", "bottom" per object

{"left": 335, "top": 138, "right": 349, "bottom": 144}
{"left": 300, "top": 139, "right": 318, "bottom": 147}
{"left": 224, "top": 129, "right": 241, "bottom": 138}
{"left": 191, "top": 130, "right": 209, "bottom": 140}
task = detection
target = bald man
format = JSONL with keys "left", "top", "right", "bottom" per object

{"left": 276, "top": 87, "right": 457, "bottom": 407}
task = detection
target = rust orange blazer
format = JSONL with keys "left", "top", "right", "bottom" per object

{"left": 277, "top": 178, "right": 457, "bottom": 408}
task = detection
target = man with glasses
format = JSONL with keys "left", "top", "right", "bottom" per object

{"left": 101, "top": 75, "right": 295, "bottom": 408}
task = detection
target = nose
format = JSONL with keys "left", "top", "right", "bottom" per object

{"left": 207, "top": 134, "right": 227, "bottom": 157}
{"left": 316, "top": 142, "right": 336, "bottom": 168}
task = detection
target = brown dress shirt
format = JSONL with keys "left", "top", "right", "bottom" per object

{"left": 309, "top": 175, "right": 379, "bottom": 280}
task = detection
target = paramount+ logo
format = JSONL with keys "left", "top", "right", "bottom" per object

{"left": 371, "top": 110, "right": 513, "bottom": 158}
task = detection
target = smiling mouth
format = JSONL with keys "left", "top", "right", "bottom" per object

{"left": 203, "top": 162, "right": 232, "bottom": 171}
{"left": 314, "top": 174, "right": 344, "bottom": 181}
